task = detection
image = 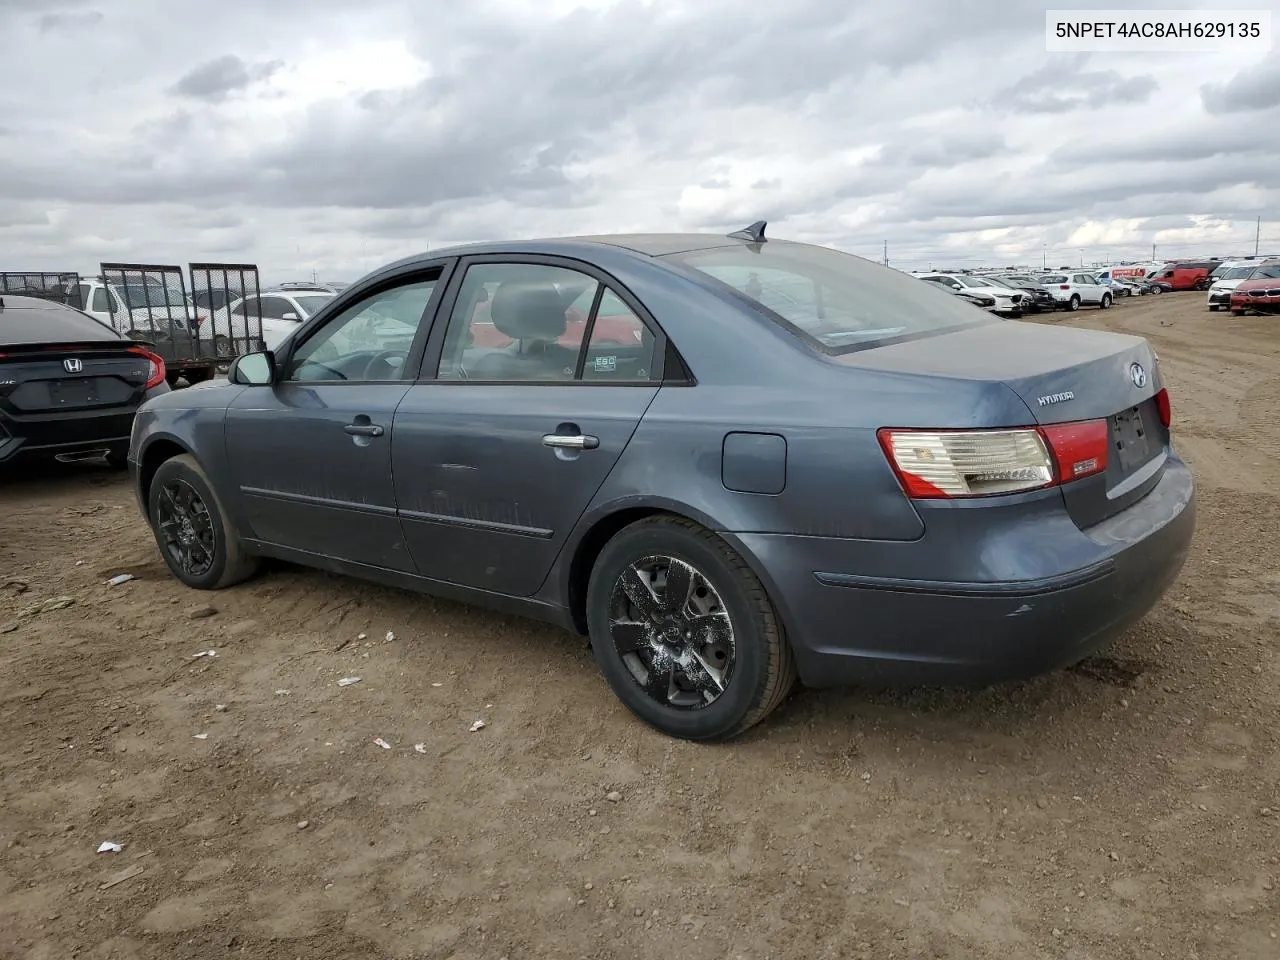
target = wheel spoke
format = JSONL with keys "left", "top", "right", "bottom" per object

{"left": 617, "top": 565, "right": 661, "bottom": 620}
{"left": 660, "top": 560, "right": 694, "bottom": 614}
{"left": 609, "top": 619, "right": 648, "bottom": 654}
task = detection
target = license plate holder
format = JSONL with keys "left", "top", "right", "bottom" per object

{"left": 51, "top": 378, "right": 96, "bottom": 406}
{"left": 1112, "top": 406, "right": 1149, "bottom": 472}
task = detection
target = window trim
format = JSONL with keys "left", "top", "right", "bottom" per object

{"left": 274, "top": 262, "right": 455, "bottom": 386}
{"left": 418, "top": 253, "right": 692, "bottom": 387}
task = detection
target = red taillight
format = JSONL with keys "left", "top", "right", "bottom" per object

{"left": 1039, "top": 420, "right": 1109, "bottom": 483}
{"left": 128, "top": 346, "right": 166, "bottom": 390}
{"left": 1059, "top": 284, "right": 1071, "bottom": 290}
{"left": 1155, "top": 387, "right": 1171, "bottom": 427}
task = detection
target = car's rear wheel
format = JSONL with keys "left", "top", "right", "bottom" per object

{"left": 1068, "top": 295, "right": 1081, "bottom": 311}
{"left": 1099, "top": 293, "right": 1112, "bottom": 309}
{"left": 1150, "top": 285, "right": 1164, "bottom": 295}
{"left": 585, "top": 516, "right": 796, "bottom": 741}
{"left": 147, "top": 453, "right": 259, "bottom": 590}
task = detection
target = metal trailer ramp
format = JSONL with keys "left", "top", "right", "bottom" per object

{"left": 99, "top": 262, "right": 218, "bottom": 385}
{"left": 188, "top": 263, "right": 264, "bottom": 371}
{"left": 0, "top": 272, "right": 83, "bottom": 309}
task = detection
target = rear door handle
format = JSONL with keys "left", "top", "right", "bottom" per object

{"left": 542, "top": 433, "right": 599, "bottom": 450}
{"left": 344, "top": 423, "right": 384, "bottom": 438}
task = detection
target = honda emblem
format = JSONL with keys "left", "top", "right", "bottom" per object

{"left": 63, "top": 358, "right": 83, "bottom": 374}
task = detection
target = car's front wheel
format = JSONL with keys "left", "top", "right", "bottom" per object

{"left": 147, "top": 454, "right": 259, "bottom": 590}
{"left": 586, "top": 516, "right": 796, "bottom": 741}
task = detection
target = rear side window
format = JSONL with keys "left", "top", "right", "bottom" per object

{"left": 666, "top": 243, "right": 995, "bottom": 354}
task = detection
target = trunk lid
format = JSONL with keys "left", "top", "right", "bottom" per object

{"left": 836, "top": 320, "right": 1169, "bottom": 528}
{"left": 0, "top": 342, "right": 154, "bottom": 416}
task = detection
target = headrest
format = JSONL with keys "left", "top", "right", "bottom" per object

{"left": 489, "top": 281, "right": 569, "bottom": 340}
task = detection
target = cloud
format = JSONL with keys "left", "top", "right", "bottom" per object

{"left": 0, "top": 0, "right": 1275, "bottom": 277}
{"left": 170, "top": 54, "right": 283, "bottom": 102}
{"left": 1201, "top": 54, "right": 1280, "bottom": 114}
{"left": 988, "top": 54, "right": 1158, "bottom": 114}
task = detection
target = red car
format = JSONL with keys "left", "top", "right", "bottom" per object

{"left": 1147, "top": 263, "right": 1212, "bottom": 293}
{"left": 1229, "top": 262, "right": 1280, "bottom": 316}
{"left": 468, "top": 297, "right": 644, "bottom": 349}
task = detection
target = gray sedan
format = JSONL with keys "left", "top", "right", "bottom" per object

{"left": 127, "top": 224, "right": 1196, "bottom": 740}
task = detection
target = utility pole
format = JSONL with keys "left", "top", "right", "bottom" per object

{"left": 883, "top": 241, "right": 888, "bottom": 266}
{"left": 1256, "top": 216, "right": 1262, "bottom": 256}
{"left": 1042, "top": 243, "right": 1046, "bottom": 269}
{"left": 1152, "top": 242, "right": 1156, "bottom": 261}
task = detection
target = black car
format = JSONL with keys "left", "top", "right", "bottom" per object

{"left": 990, "top": 275, "right": 1057, "bottom": 313}
{"left": 0, "top": 294, "right": 170, "bottom": 468}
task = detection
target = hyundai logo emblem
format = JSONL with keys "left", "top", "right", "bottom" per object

{"left": 63, "top": 358, "right": 83, "bottom": 374}
{"left": 1128, "top": 362, "right": 1147, "bottom": 388}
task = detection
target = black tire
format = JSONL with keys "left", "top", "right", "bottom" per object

{"left": 1099, "top": 293, "right": 1112, "bottom": 310}
{"left": 1209, "top": 305, "right": 1219, "bottom": 312}
{"left": 1068, "top": 295, "right": 1081, "bottom": 311}
{"left": 585, "top": 516, "right": 796, "bottom": 741}
{"left": 1232, "top": 309, "right": 1245, "bottom": 316}
{"left": 147, "top": 453, "right": 259, "bottom": 590}
{"left": 1150, "top": 285, "right": 1164, "bottom": 295}
{"left": 184, "top": 367, "right": 216, "bottom": 385}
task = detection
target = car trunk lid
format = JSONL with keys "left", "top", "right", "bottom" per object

{"left": 0, "top": 342, "right": 154, "bottom": 416}
{"left": 835, "top": 320, "right": 1169, "bottom": 528}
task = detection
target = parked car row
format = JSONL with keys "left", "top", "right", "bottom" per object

{"left": 910, "top": 270, "right": 1120, "bottom": 315}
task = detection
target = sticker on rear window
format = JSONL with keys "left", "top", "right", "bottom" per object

{"left": 592, "top": 356, "right": 617, "bottom": 373}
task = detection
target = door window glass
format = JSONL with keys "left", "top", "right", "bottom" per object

{"left": 283, "top": 277, "right": 437, "bottom": 382}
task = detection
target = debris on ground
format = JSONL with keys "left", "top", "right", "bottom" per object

{"left": 385, "top": 631, "right": 396, "bottom": 642}
{"left": 337, "top": 677, "right": 361, "bottom": 687}
{"left": 193, "top": 733, "right": 209, "bottom": 740}
{"left": 274, "top": 689, "right": 290, "bottom": 696}
{"left": 469, "top": 720, "right": 486, "bottom": 732}
{"left": 105, "top": 574, "right": 135, "bottom": 586}
{"left": 187, "top": 605, "right": 217, "bottom": 620}
{"left": 214, "top": 704, "right": 228, "bottom": 712}
{"left": 297, "top": 820, "right": 310, "bottom": 830}
{"left": 414, "top": 743, "right": 427, "bottom": 754}
{"left": 605, "top": 791, "right": 622, "bottom": 803}
{"left": 99, "top": 865, "right": 144, "bottom": 890}
{"left": 96, "top": 841, "right": 123, "bottom": 854}
{"left": 373, "top": 738, "right": 392, "bottom": 749}
{"left": 191, "top": 649, "right": 216, "bottom": 659}
{"left": 24, "top": 596, "right": 76, "bottom": 617}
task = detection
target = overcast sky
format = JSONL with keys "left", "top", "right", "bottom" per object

{"left": 1, "top": 0, "right": 1278, "bottom": 281}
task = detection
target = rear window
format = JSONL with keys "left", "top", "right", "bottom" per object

{"left": 1040, "top": 275, "right": 1068, "bottom": 283}
{"left": 0, "top": 301, "right": 121, "bottom": 345}
{"left": 662, "top": 241, "right": 996, "bottom": 353}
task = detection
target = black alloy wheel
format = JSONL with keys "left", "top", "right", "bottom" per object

{"left": 155, "top": 478, "right": 216, "bottom": 579}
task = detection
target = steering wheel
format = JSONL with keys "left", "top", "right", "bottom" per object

{"left": 361, "top": 350, "right": 408, "bottom": 380}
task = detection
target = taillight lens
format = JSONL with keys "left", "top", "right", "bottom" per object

{"left": 1059, "top": 284, "right": 1071, "bottom": 290}
{"left": 1040, "top": 420, "right": 1109, "bottom": 483}
{"left": 878, "top": 420, "right": 1112, "bottom": 499}
{"left": 877, "top": 428, "right": 1054, "bottom": 498}
{"left": 128, "top": 346, "right": 166, "bottom": 390}
{"left": 1155, "top": 387, "right": 1171, "bottom": 427}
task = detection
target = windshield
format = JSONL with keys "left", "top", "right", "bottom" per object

{"left": 293, "top": 295, "right": 332, "bottom": 316}
{"left": 664, "top": 241, "right": 997, "bottom": 352}
{"left": 1218, "top": 267, "right": 1253, "bottom": 281}
{"left": 1249, "top": 265, "right": 1280, "bottom": 280}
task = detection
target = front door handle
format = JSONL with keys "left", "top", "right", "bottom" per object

{"left": 542, "top": 433, "right": 599, "bottom": 450}
{"left": 344, "top": 422, "right": 385, "bottom": 438}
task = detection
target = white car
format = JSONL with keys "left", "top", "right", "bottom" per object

{"left": 913, "top": 273, "right": 1025, "bottom": 316}
{"left": 1205, "top": 262, "right": 1259, "bottom": 312}
{"left": 69, "top": 277, "right": 206, "bottom": 335}
{"left": 1037, "top": 272, "right": 1113, "bottom": 311}
{"left": 212, "top": 288, "right": 337, "bottom": 354}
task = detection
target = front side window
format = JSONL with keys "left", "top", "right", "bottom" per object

{"left": 667, "top": 242, "right": 995, "bottom": 353}
{"left": 436, "top": 262, "right": 657, "bottom": 382}
{"left": 284, "top": 276, "right": 437, "bottom": 382}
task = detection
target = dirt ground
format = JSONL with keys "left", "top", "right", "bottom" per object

{"left": 1, "top": 291, "right": 1278, "bottom": 960}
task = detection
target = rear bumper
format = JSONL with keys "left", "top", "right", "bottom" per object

{"left": 726, "top": 457, "right": 1196, "bottom": 688}
{"left": 0, "top": 409, "right": 136, "bottom": 465}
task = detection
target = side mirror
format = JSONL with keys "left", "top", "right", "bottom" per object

{"left": 229, "top": 351, "right": 275, "bottom": 386}
{"left": 282, "top": 312, "right": 299, "bottom": 321}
